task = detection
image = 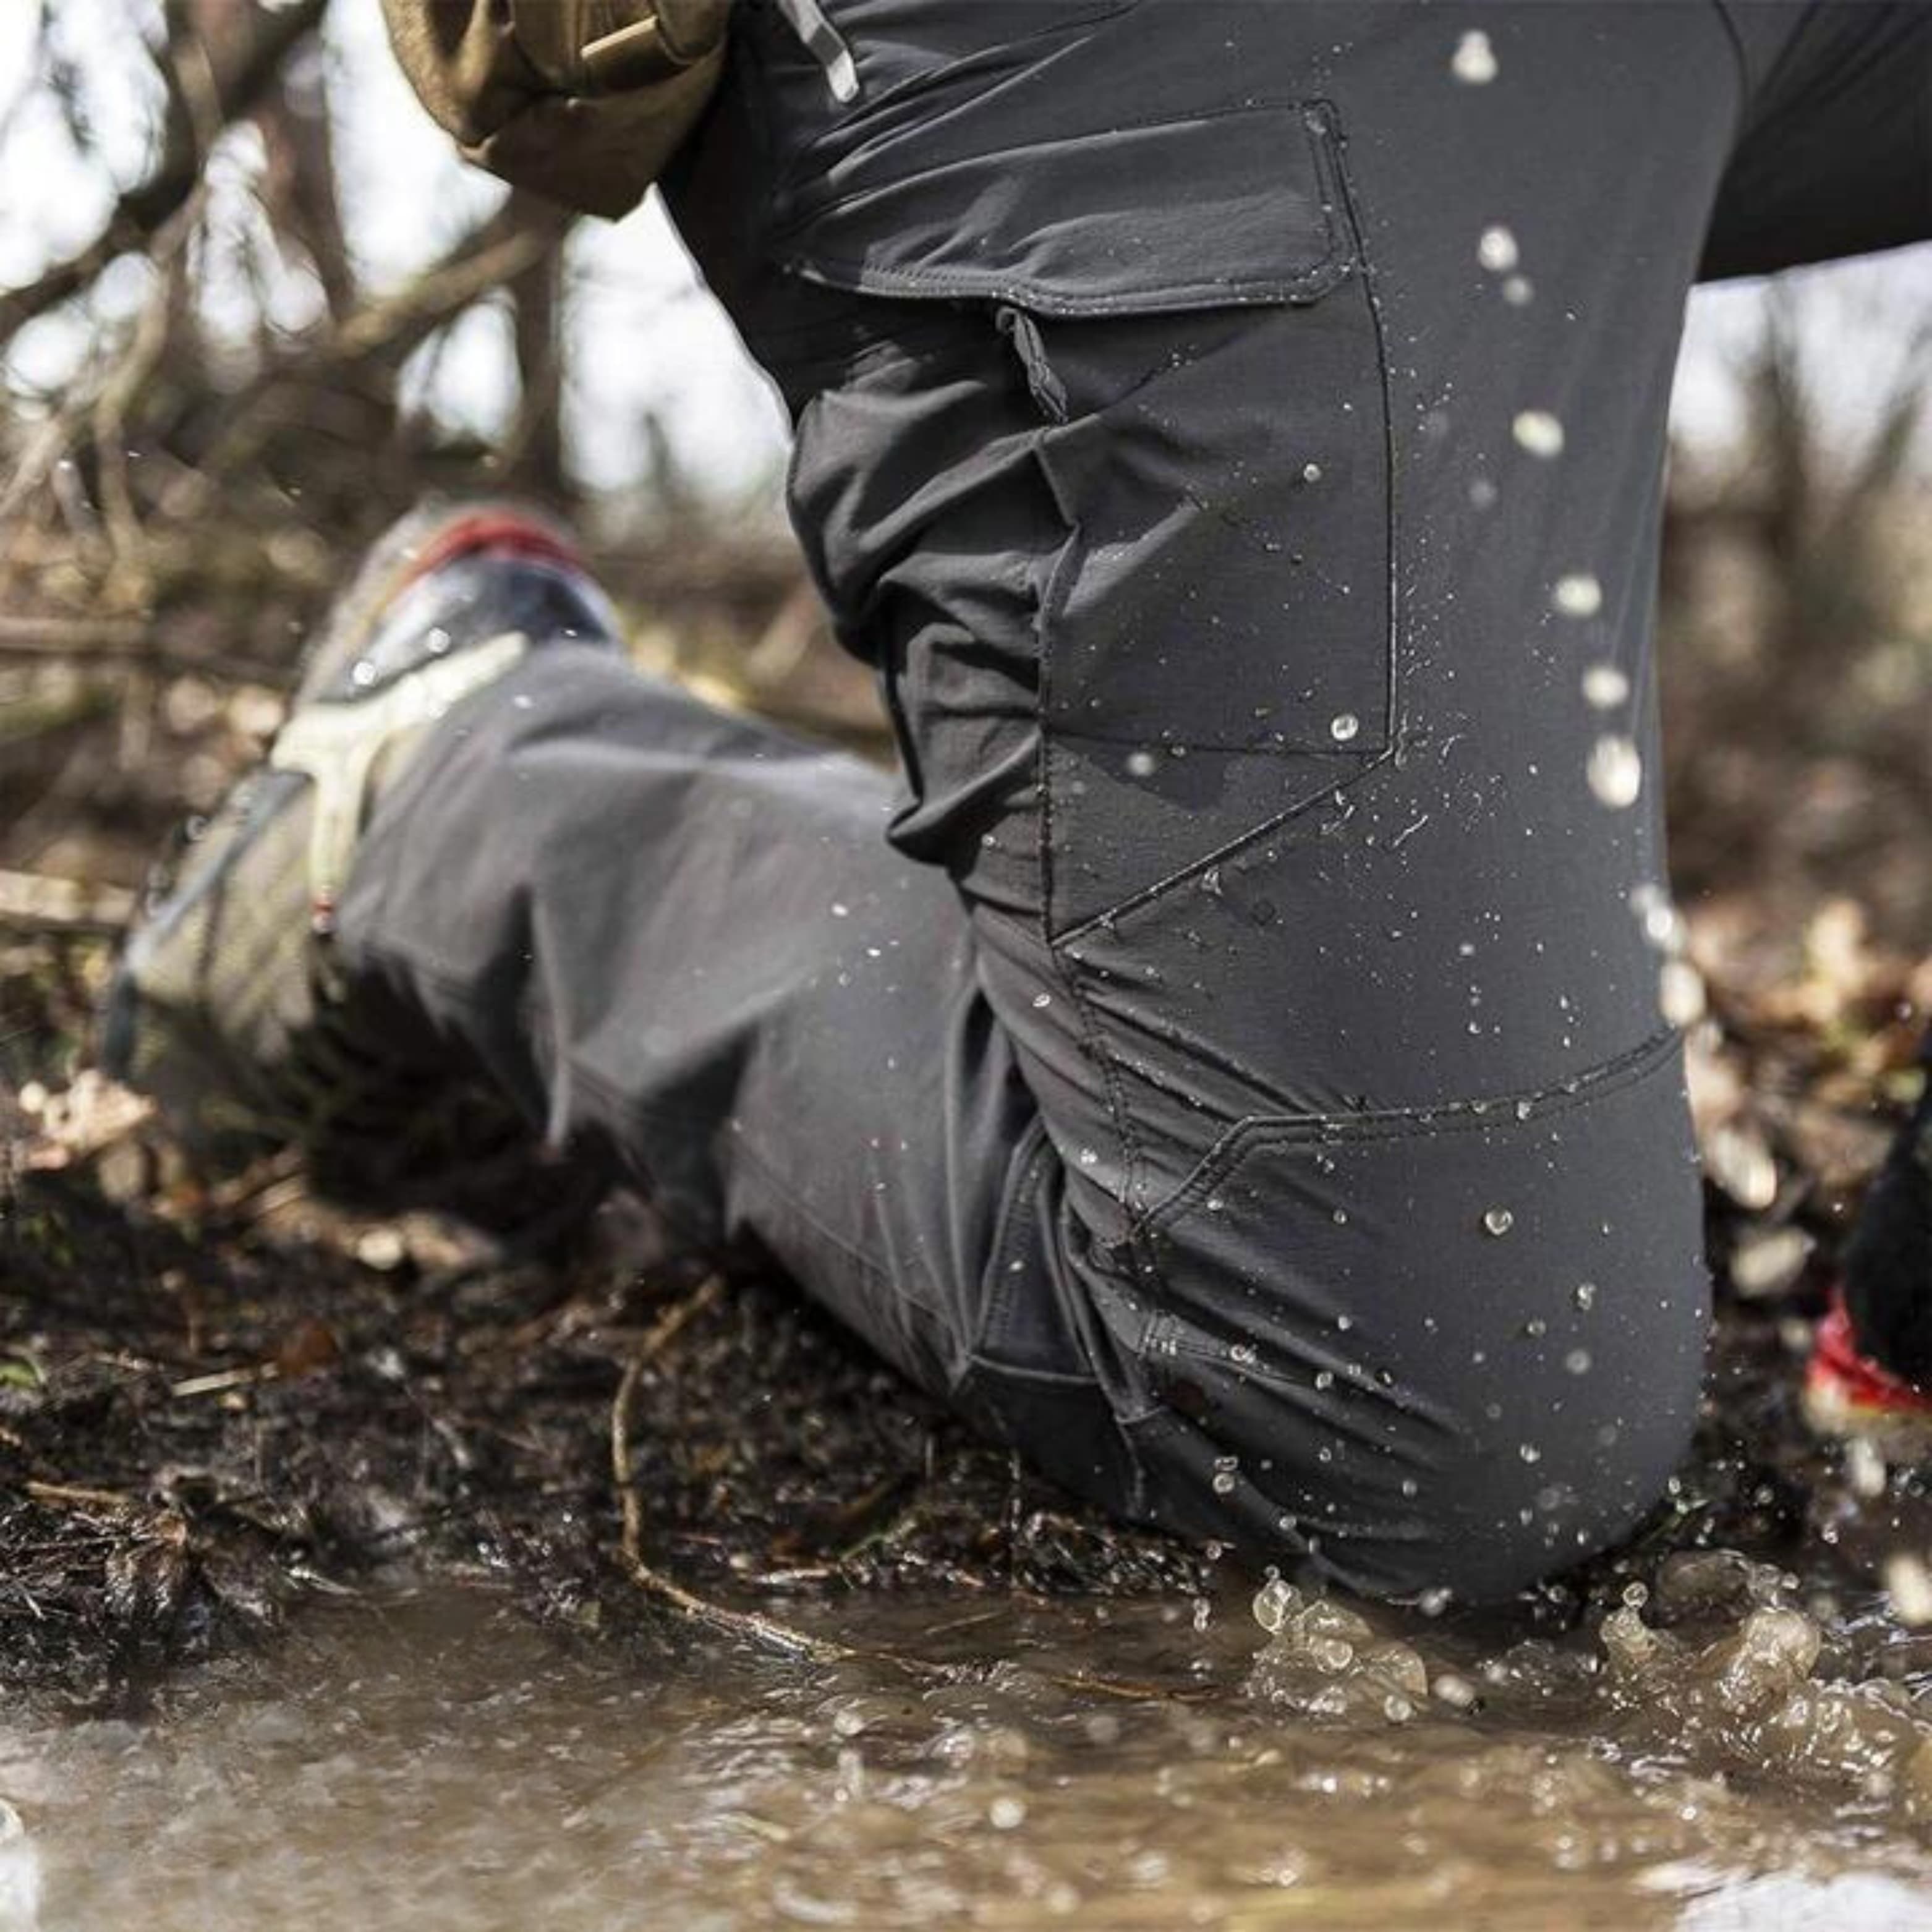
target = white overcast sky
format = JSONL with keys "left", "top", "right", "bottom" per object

{"left": 3, "top": 0, "right": 1930, "bottom": 505}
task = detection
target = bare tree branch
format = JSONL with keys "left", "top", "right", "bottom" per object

{"left": 0, "top": 0, "right": 329, "bottom": 346}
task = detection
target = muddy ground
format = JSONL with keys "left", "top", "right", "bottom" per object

{"left": 0, "top": 908, "right": 1927, "bottom": 1706}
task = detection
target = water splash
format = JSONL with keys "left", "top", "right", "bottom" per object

{"left": 1512, "top": 411, "right": 1565, "bottom": 458}
{"left": 1586, "top": 735, "right": 1642, "bottom": 808}
{"left": 1452, "top": 30, "right": 1499, "bottom": 83}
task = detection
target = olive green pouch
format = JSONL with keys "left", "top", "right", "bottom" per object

{"left": 379, "top": 0, "right": 730, "bottom": 219}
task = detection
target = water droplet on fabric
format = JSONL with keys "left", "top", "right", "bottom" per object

{"left": 1483, "top": 1206, "right": 1515, "bottom": 1236}
{"left": 1451, "top": 29, "right": 1498, "bottom": 82}
{"left": 1582, "top": 663, "right": 1630, "bottom": 709}
{"left": 1329, "top": 712, "right": 1361, "bottom": 744}
{"left": 1477, "top": 225, "right": 1519, "bottom": 272}
{"left": 1513, "top": 410, "right": 1565, "bottom": 458}
{"left": 1552, "top": 573, "right": 1602, "bottom": 618}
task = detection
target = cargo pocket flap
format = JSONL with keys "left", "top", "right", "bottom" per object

{"left": 775, "top": 101, "right": 1350, "bottom": 316}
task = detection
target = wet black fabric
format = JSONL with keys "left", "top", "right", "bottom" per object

{"left": 339, "top": 1, "right": 1932, "bottom": 1601}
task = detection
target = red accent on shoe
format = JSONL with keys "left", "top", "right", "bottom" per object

{"left": 1805, "top": 1290, "right": 1932, "bottom": 1421}
{"left": 401, "top": 512, "right": 587, "bottom": 595}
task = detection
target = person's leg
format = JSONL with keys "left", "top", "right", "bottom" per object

{"left": 1703, "top": 1, "right": 1932, "bottom": 281}
{"left": 1695, "top": 2, "right": 1932, "bottom": 1396}
{"left": 326, "top": 1, "right": 1768, "bottom": 1602}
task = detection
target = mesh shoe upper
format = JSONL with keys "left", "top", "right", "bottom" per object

{"left": 103, "top": 501, "right": 623, "bottom": 1169}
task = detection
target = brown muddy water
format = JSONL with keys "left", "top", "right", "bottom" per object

{"left": 6, "top": 1565, "right": 1932, "bottom": 1931}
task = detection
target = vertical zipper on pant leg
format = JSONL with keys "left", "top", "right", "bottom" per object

{"left": 773, "top": 0, "right": 860, "bottom": 102}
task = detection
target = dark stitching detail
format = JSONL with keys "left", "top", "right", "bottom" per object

{"left": 1050, "top": 744, "right": 1397, "bottom": 948}
{"left": 1324, "top": 95, "right": 1403, "bottom": 749}
{"left": 781, "top": 253, "right": 1348, "bottom": 318}
{"left": 1120, "top": 1026, "right": 1685, "bottom": 1253}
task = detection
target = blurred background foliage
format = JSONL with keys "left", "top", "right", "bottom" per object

{"left": 2, "top": 0, "right": 1930, "bottom": 956}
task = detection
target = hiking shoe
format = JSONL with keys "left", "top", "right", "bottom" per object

{"left": 1803, "top": 1293, "right": 1932, "bottom": 1461}
{"left": 1803, "top": 1057, "right": 1932, "bottom": 1455}
{"left": 101, "top": 500, "right": 623, "bottom": 1166}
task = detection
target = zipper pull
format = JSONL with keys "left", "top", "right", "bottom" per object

{"left": 773, "top": 0, "right": 860, "bottom": 103}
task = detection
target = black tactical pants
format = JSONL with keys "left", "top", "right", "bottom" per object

{"left": 338, "top": 2, "right": 1932, "bottom": 1599}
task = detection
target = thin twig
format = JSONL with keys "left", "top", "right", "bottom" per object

{"left": 610, "top": 1275, "right": 856, "bottom": 1662}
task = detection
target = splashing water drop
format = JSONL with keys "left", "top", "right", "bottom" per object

{"left": 1502, "top": 275, "right": 1534, "bottom": 306}
{"left": 1552, "top": 573, "right": 1602, "bottom": 618}
{"left": 1253, "top": 1574, "right": 1300, "bottom": 1635}
{"left": 1477, "top": 225, "right": 1518, "bottom": 272}
{"left": 1581, "top": 663, "right": 1630, "bottom": 709}
{"left": 1847, "top": 1436, "right": 1889, "bottom": 1502}
{"left": 1452, "top": 29, "right": 1498, "bottom": 82}
{"left": 1125, "top": 749, "right": 1159, "bottom": 779}
{"left": 1587, "top": 734, "right": 1643, "bottom": 808}
{"left": 1884, "top": 1552, "right": 1932, "bottom": 1626}
{"left": 1575, "top": 1281, "right": 1598, "bottom": 1311}
{"left": 1564, "top": 1348, "right": 1593, "bottom": 1376}
{"left": 1512, "top": 410, "right": 1565, "bottom": 458}
{"left": 1659, "top": 958, "right": 1707, "bottom": 1026}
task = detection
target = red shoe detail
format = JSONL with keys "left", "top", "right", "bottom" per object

{"left": 399, "top": 512, "right": 587, "bottom": 598}
{"left": 1804, "top": 1290, "right": 1932, "bottom": 1453}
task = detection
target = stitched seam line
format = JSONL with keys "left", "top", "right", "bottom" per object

{"left": 1125, "top": 1025, "right": 1685, "bottom": 1249}
{"left": 772, "top": 95, "right": 1347, "bottom": 274}
{"left": 1706, "top": 2, "right": 1751, "bottom": 126}
{"left": 1052, "top": 745, "right": 1397, "bottom": 948}
{"left": 1326, "top": 94, "right": 1402, "bottom": 750}
{"left": 782, "top": 256, "right": 1346, "bottom": 316}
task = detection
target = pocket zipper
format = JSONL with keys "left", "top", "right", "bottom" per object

{"left": 773, "top": 0, "right": 860, "bottom": 103}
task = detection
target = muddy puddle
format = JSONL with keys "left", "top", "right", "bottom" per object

{"left": 2, "top": 1562, "right": 1931, "bottom": 1931}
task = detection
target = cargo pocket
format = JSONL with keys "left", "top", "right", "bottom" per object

{"left": 773, "top": 96, "right": 1395, "bottom": 929}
